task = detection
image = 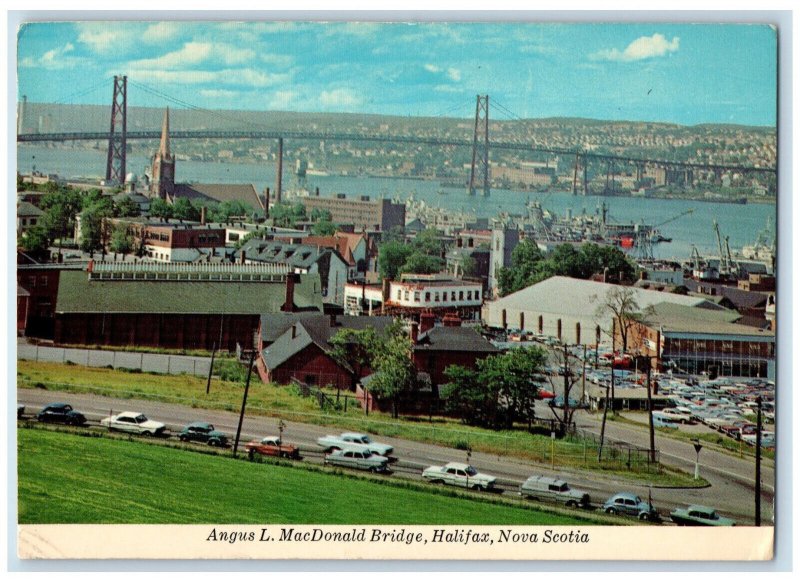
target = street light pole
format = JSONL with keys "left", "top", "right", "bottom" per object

{"left": 692, "top": 439, "right": 703, "bottom": 480}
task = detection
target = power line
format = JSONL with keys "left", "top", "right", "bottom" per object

{"left": 52, "top": 76, "right": 116, "bottom": 106}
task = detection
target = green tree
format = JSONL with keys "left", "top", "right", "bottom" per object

{"left": 311, "top": 219, "right": 337, "bottom": 236}
{"left": 497, "top": 239, "right": 547, "bottom": 296}
{"left": 400, "top": 253, "right": 443, "bottom": 275}
{"left": 444, "top": 346, "right": 547, "bottom": 430}
{"left": 171, "top": 197, "right": 200, "bottom": 221}
{"left": 113, "top": 196, "right": 141, "bottom": 218}
{"left": 18, "top": 224, "right": 51, "bottom": 256}
{"left": 109, "top": 223, "right": 133, "bottom": 255}
{"left": 412, "top": 228, "right": 443, "bottom": 256}
{"left": 378, "top": 240, "right": 413, "bottom": 280}
{"left": 79, "top": 204, "right": 112, "bottom": 255}
{"left": 270, "top": 203, "right": 306, "bottom": 228}
{"left": 149, "top": 198, "right": 173, "bottom": 221}
{"left": 368, "top": 323, "right": 419, "bottom": 419}
{"left": 328, "top": 327, "right": 380, "bottom": 401}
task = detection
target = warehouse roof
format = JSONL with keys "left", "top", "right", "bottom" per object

{"left": 642, "top": 303, "right": 775, "bottom": 338}
{"left": 415, "top": 326, "right": 499, "bottom": 353}
{"left": 55, "top": 270, "right": 323, "bottom": 314}
{"left": 489, "top": 276, "right": 719, "bottom": 319}
{"left": 173, "top": 183, "right": 264, "bottom": 210}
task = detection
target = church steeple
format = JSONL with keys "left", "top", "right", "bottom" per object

{"left": 151, "top": 107, "right": 176, "bottom": 199}
{"left": 159, "top": 107, "right": 171, "bottom": 158}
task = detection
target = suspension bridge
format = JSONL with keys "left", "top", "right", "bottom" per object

{"left": 16, "top": 75, "right": 776, "bottom": 198}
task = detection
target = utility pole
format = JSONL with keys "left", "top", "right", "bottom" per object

{"left": 205, "top": 342, "right": 217, "bottom": 395}
{"left": 233, "top": 349, "right": 257, "bottom": 458}
{"left": 645, "top": 356, "right": 656, "bottom": 463}
{"left": 610, "top": 319, "right": 616, "bottom": 417}
{"left": 755, "top": 396, "right": 762, "bottom": 526}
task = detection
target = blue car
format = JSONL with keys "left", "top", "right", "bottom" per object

{"left": 603, "top": 492, "right": 660, "bottom": 521}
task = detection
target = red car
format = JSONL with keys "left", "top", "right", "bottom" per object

{"left": 536, "top": 389, "right": 556, "bottom": 400}
{"left": 244, "top": 436, "right": 301, "bottom": 460}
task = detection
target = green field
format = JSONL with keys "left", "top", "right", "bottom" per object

{"left": 18, "top": 427, "right": 612, "bottom": 525}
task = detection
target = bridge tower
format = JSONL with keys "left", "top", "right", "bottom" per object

{"left": 468, "top": 95, "right": 490, "bottom": 197}
{"left": 105, "top": 75, "right": 128, "bottom": 185}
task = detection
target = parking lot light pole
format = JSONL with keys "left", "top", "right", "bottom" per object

{"left": 755, "top": 396, "right": 762, "bottom": 526}
{"left": 692, "top": 439, "right": 703, "bottom": 480}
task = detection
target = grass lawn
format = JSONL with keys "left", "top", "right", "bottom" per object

{"left": 17, "top": 360, "right": 700, "bottom": 486}
{"left": 17, "top": 427, "right": 610, "bottom": 525}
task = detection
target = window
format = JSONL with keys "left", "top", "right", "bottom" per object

{"left": 397, "top": 290, "right": 402, "bottom": 300}
{"left": 414, "top": 292, "right": 420, "bottom": 303}
{"left": 459, "top": 291, "right": 464, "bottom": 300}
{"left": 451, "top": 291, "right": 456, "bottom": 301}
{"left": 404, "top": 290, "right": 409, "bottom": 301}
{"left": 40, "top": 276, "right": 48, "bottom": 287}
{"left": 425, "top": 292, "right": 430, "bottom": 302}
{"left": 466, "top": 291, "right": 471, "bottom": 300}
{"left": 434, "top": 292, "right": 440, "bottom": 302}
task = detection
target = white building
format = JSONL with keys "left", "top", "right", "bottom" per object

{"left": 483, "top": 276, "right": 722, "bottom": 345}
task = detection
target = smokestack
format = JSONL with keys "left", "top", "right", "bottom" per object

{"left": 411, "top": 322, "right": 419, "bottom": 343}
{"left": 264, "top": 188, "right": 270, "bottom": 219}
{"left": 557, "top": 319, "right": 562, "bottom": 341}
{"left": 200, "top": 206, "right": 207, "bottom": 225}
{"left": 575, "top": 322, "right": 581, "bottom": 345}
{"left": 282, "top": 273, "right": 297, "bottom": 312}
{"left": 315, "top": 187, "right": 320, "bottom": 197}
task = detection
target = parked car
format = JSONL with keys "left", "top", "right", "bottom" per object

{"left": 17, "top": 405, "right": 25, "bottom": 419}
{"left": 652, "top": 413, "right": 679, "bottom": 429}
{"left": 519, "top": 475, "right": 591, "bottom": 508}
{"left": 178, "top": 422, "right": 228, "bottom": 447}
{"left": 317, "top": 433, "right": 393, "bottom": 456}
{"left": 657, "top": 408, "right": 694, "bottom": 424}
{"left": 324, "top": 446, "right": 389, "bottom": 473}
{"left": 548, "top": 396, "right": 587, "bottom": 409}
{"left": 36, "top": 403, "right": 87, "bottom": 426}
{"left": 99, "top": 411, "right": 166, "bottom": 436}
{"left": 670, "top": 505, "right": 736, "bottom": 526}
{"left": 422, "top": 462, "right": 497, "bottom": 491}
{"left": 244, "top": 436, "right": 301, "bottom": 460}
{"left": 602, "top": 492, "right": 659, "bottom": 521}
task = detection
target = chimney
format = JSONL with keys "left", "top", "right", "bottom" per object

{"left": 575, "top": 322, "right": 581, "bottom": 345}
{"left": 239, "top": 250, "right": 246, "bottom": 264}
{"left": 265, "top": 188, "right": 270, "bottom": 219}
{"left": 411, "top": 322, "right": 419, "bottom": 343}
{"left": 291, "top": 324, "right": 297, "bottom": 339}
{"left": 381, "top": 278, "right": 391, "bottom": 302}
{"left": 420, "top": 311, "right": 436, "bottom": 334}
{"left": 282, "top": 273, "right": 297, "bottom": 312}
{"left": 315, "top": 187, "right": 320, "bottom": 197}
{"left": 200, "top": 206, "right": 207, "bottom": 225}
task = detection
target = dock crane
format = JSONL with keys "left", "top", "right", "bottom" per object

{"left": 633, "top": 208, "right": 695, "bottom": 262}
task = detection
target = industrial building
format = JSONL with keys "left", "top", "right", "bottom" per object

{"left": 302, "top": 193, "right": 405, "bottom": 233}
{"left": 483, "top": 276, "right": 723, "bottom": 345}
{"left": 53, "top": 262, "right": 323, "bottom": 351}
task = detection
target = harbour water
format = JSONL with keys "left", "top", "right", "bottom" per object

{"left": 18, "top": 144, "right": 776, "bottom": 260}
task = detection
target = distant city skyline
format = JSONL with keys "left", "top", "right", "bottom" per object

{"left": 17, "top": 21, "right": 777, "bottom": 127}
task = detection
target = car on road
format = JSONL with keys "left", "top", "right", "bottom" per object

{"left": 519, "top": 475, "right": 591, "bottom": 508}
{"left": 244, "top": 436, "right": 301, "bottom": 460}
{"left": 100, "top": 411, "right": 167, "bottom": 436}
{"left": 317, "top": 433, "right": 393, "bottom": 456}
{"left": 324, "top": 446, "right": 390, "bottom": 473}
{"left": 548, "top": 396, "right": 588, "bottom": 409}
{"left": 178, "top": 422, "right": 228, "bottom": 447}
{"left": 36, "top": 403, "right": 87, "bottom": 426}
{"left": 652, "top": 413, "right": 679, "bottom": 429}
{"left": 17, "top": 405, "right": 25, "bottom": 419}
{"left": 602, "top": 492, "right": 659, "bottom": 521}
{"left": 422, "top": 462, "right": 497, "bottom": 491}
{"left": 670, "top": 505, "right": 736, "bottom": 526}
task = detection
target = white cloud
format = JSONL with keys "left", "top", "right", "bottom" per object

{"left": 424, "top": 64, "right": 441, "bottom": 73}
{"left": 433, "top": 85, "right": 461, "bottom": 93}
{"left": 591, "top": 34, "right": 680, "bottom": 62}
{"left": 128, "top": 42, "right": 256, "bottom": 70}
{"left": 318, "top": 88, "right": 363, "bottom": 109}
{"left": 76, "top": 23, "right": 139, "bottom": 53}
{"left": 269, "top": 90, "right": 300, "bottom": 109}
{"left": 125, "top": 68, "right": 289, "bottom": 88}
{"left": 20, "top": 42, "right": 84, "bottom": 70}
{"left": 446, "top": 68, "right": 461, "bottom": 82}
{"left": 199, "top": 89, "right": 238, "bottom": 99}
{"left": 142, "top": 22, "right": 182, "bottom": 44}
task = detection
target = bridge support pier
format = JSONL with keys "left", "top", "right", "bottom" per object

{"left": 105, "top": 75, "right": 127, "bottom": 185}
{"left": 275, "top": 137, "right": 283, "bottom": 204}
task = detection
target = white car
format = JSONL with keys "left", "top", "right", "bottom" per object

{"left": 657, "top": 408, "right": 695, "bottom": 424}
{"left": 317, "top": 433, "right": 393, "bottom": 456}
{"left": 100, "top": 411, "right": 167, "bottom": 436}
{"left": 422, "top": 462, "right": 497, "bottom": 491}
{"left": 324, "top": 446, "right": 390, "bottom": 473}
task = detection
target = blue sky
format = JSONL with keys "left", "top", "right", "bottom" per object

{"left": 16, "top": 21, "right": 777, "bottom": 126}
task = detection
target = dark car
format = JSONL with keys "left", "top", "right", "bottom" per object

{"left": 36, "top": 403, "right": 87, "bottom": 426}
{"left": 178, "top": 422, "right": 229, "bottom": 447}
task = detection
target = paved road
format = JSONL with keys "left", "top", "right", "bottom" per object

{"left": 18, "top": 388, "right": 774, "bottom": 525}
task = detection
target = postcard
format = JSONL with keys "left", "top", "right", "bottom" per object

{"left": 14, "top": 18, "right": 779, "bottom": 562}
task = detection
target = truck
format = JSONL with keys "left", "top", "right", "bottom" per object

{"left": 316, "top": 433, "right": 393, "bottom": 456}
{"left": 519, "top": 475, "right": 591, "bottom": 508}
{"left": 244, "top": 436, "right": 301, "bottom": 460}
